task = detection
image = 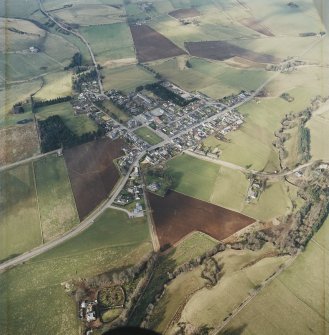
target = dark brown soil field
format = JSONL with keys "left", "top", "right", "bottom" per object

{"left": 148, "top": 191, "right": 254, "bottom": 249}
{"left": 185, "top": 41, "right": 279, "bottom": 64}
{"left": 130, "top": 24, "right": 186, "bottom": 63}
{"left": 239, "top": 18, "right": 274, "bottom": 37}
{"left": 169, "top": 8, "right": 200, "bottom": 19}
{"left": 64, "top": 138, "right": 124, "bottom": 219}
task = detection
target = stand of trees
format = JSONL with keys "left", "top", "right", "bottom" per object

{"left": 144, "top": 83, "right": 195, "bottom": 107}
{"left": 64, "top": 52, "right": 83, "bottom": 70}
{"left": 73, "top": 69, "right": 98, "bottom": 92}
{"left": 33, "top": 96, "right": 72, "bottom": 109}
{"left": 38, "top": 115, "right": 105, "bottom": 152}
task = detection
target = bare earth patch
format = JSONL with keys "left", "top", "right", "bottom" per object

{"left": 148, "top": 190, "right": 254, "bottom": 249}
{"left": 0, "top": 123, "right": 39, "bottom": 166}
{"left": 239, "top": 18, "right": 274, "bottom": 37}
{"left": 185, "top": 41, "right": 280, "bottom": 64}
{"left": 64, "top": 138, "right": 124, "bottom": 219}
{"left": 130, "top": 25, "right": 186, "bottom": 63}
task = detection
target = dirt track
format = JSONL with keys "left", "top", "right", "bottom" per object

{"left": 64, "top": 138, "right": 124, "bottom": 219}
{"left": 148, "top": 190, "right": 254, "bottom": 249}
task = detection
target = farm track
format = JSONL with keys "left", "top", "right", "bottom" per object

{"left": 0, "top": 23, "right": 325, "bottom": 272}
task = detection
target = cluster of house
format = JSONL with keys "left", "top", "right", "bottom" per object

{"left": 246, "top": 180, "right": 263, "bottom": 203}
{"left": 114, "top": 167, "right": 145, "bottom": 217}
{"left": 72, "top": 78, "right": 104, "bottom": 115}
{"left": 218, "top": 90, "right": 252, "bottom": 107}
{"left": 79, "top": 300, "right": 98, "bottom": 323}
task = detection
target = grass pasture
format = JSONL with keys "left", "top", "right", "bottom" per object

{"left": 166, "top": 154, "right": 292, "bottom": 221}
{"left": 149, "top": 57, "right": 270, "bottom": 99}
{"left": 80, "top": 23, "right": 135, "bottom": 64}
{"left": 176, "top": 247, "right": 290, "bottom": 332}
{"left": 134, "top": 126, "right": 163, "bottom": 145}
{"left": 34, "top": 71, "right": 72, "bottom": 100}
{"left": 48, "top": 3, "right": 125, "bottom": 25}
{"left": 0, "top": 209, "right": 152, "bottom": 335}
{"left": 0, "top": 163, "right": 41, "bottom": 262}
{"left": 1, "top": 32, "right": 77, "bottom": 82}
{"left": 34, "top": 155, "right": 79, "bottom": 242}
{"left": 0, "top": 123, "right": 39, "bottom": 166}
{"left": 0, "top": 80, "right": 42, "bottom": 122}
{"left": 102, "top": 64, "right": 156, "bottom": 93}
{"left": 220, "top": 216, "right": 329, "bottom": 335}
{"left": 35, "top": 102, "right": 98, "bottom": 136}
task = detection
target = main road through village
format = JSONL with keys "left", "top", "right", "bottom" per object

{"left": 0, "top": 4, "right": 325, "bottom": 272}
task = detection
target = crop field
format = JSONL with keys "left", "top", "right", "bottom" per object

{"left": 34, "top": 71, "right": 72, "bottom": 100}
{"left": 47, "top": 3, "right": 125, "bottom": 25}
{"left": 149, "top": 57, "right": 270, "bottom": 99}
{"left": 239, "top": 17, "right": 274, "bottom": 37}
{"left": 134, "top": 127, "right": 163, "bottom": 145}
{"left": 80, "top": 23, "right": 135, "bottom": 64}
{"left": 185, "top": 41, "right": 279, "bottom": 64}
{"left": 0, "top": 123, "right": 39, "bottom": 166}
{"left": 166, "top": 154, "right": 292, "bottom": 221}
{"left": 130, "top": 24, "right": 186, "bottom": 63}
{"left": 220, "top": 216, "right": 329, "bottom": 335}
{"left": 0, "top": 163, "right": 41, "bottom": 262}
{"left": 0, "top": 208, "right": 152, "bottom": 335}
{"left": 148, "top": 190, "right": 254, "bottom": 248}
{"left": 34, "top": 155, "right": 79, "bottom": 242}
{"left": 35, "top": 102, "right": 97, "bottom": 136}
{"left": 64, "top": 138, "right": 124, "bottom": 219}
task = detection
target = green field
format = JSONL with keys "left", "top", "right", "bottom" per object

{"left": 44, "top": 3, "right": 125, "bottom": 25}
{"left": 0, "top": 163, "right": 41, "bottom": 262}
{"left": 0, "top": 154, "right": 82, "bottom": 262}
{"left": 166, "top": 154, "right": 292, "bottom": 220}
{"left": 102, "top": 64, "right": 156, "bottom": 93}
{"left": 1, "top": 33, "right": 77, "bottom": 82}
{"left": 149, "top": 57, "right": 270, "bottom": 99}
{"left": 102, "top": 100, "right": 130, "bottom": 122}
{"left": 34, "top": 71, "right": 72, "bottom": 100}
{"left": 134, "top": 127, "right": 163, "bottom": 145}
{"left": 34, "top": 155, "right": 79, "bottom": 242}
{"left": 35, "top": 102, "right": 98, "bottom": 136}
{"left": 0, "top": 209, "right": 152, "bottom": 335}
{"left": 307, "top": 105, "right": 329, "bottom": 161}
{"left": 0, "top": 80, "right": 42, "bottom": 122}
{"left": 80, "top": 23, "right": 135, "bottom": 64}
{"left": 220, "top": 216, "right": 329, "bottom": 335}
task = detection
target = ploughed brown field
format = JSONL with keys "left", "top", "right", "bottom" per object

{"left": 148, "top": 190, "right": 254, "bottom": 249}
{"left": 64, "top": 138, "right": 124, "bottom": 219}
{"left": 169, "top": 8, "right": 200, "bottom": 19}
{"left": 239, "top": 18, "right": 274, "bottom": 37}
{"left": 130, "top": 24, "right": 186, "bottom": 63}
{"left": 185, "top": 41, "right": 279, "bottom": 64}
